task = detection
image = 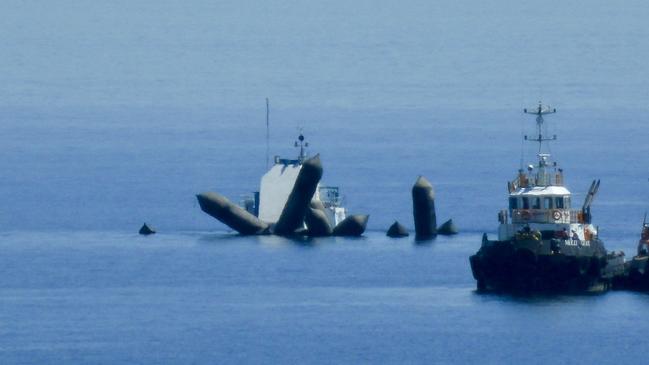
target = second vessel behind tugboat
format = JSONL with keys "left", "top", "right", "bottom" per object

{"left": 470, "top": 103, "right": 625, "bottom": 292}
{"left": 620, "top": 218, "right": 649, "bottom": 290}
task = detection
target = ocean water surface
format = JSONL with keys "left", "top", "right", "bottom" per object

{"left": 2, "top": 0, "right": 649, "bottom": 363}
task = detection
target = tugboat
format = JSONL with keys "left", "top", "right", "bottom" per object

{"left": 240, "top": 132, "right": 347, "bottom": 227}
{"left": 469, "top": 103, "right": 625, "bottom": 292}
{"left": 622, "top": 216, "right": 649, "bottom": 290}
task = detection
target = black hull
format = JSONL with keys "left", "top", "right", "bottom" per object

{"left": 618, "top": 256, "right": 649, "bottom": 291}
{"left": 470, "top": 237, "right": 625, "bottom": 293}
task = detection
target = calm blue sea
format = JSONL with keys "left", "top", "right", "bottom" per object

{"left": 2, "top": 0, "right": 649, "bottom": 363}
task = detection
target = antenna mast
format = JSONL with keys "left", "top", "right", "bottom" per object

{"left": 294, "top": 129, "right": 308, "bottom": 163}
{"left": 266, "top": 98, "right": 270, "bottom": 169}
{"left": 524, "top": 101, "right": 557, "bottom": 154}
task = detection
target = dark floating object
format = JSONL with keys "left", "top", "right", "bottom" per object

{"left": 412, "top": 176, "right": 437, "bottom": 239}
{"left": 386, "top": 221, "right": 409, "bottom": 237}
{"left": 273, "top": 154, "right": 323, "bottom": 235}
{"left": 437, "top": 219, "right": 459, "bottom": 235}
{"left": 332, "top": 215, "right": 369, "bottom": 236}
{"left": 139, "top": 223, "right": 156, "bottom": 235}
{"left": 196, "top": 192, "right": 269, "bottom": 235}
{"left": 305, "top": 206, "right": 333, "bottom": 237}
{"left": 309, "top": 199, "right": 328, "bottom": 217}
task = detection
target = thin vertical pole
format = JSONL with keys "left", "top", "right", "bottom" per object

{"left": 266, "top": 98, "right": 270, "bottom": 169}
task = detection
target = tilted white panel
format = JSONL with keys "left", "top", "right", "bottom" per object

{"left": 258, "top": 164, "right": 302, "bottom": 223}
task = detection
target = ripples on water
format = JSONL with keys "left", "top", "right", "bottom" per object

{"left": 1, "top": 231, "right": 648, "bottom": 363}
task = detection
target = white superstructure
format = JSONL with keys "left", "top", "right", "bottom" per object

{"left": 496, "top": 103, "right": 600, "bottom": 242}
{"left": 244, "top": 133, "right": 347, "bottom": 226}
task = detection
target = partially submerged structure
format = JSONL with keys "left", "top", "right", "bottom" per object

{"left": 197, "top": 134, "right": 367, "bottom": 237}
{"left": 138, "top": 223, "right": 156, "bottom": 235}
{"left": 388, "top": 176, "right": 456, "bottom": 239}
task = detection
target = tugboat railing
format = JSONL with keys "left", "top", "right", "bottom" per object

{"left": 510, "top": 209, "right": 585, "bottom": 224}
{"left": 511, "top": 173, "right": 565, "bottom": 191}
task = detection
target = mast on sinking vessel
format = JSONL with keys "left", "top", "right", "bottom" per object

{"left": 294, "top": 131, "right": 309, "bottom": 163}
{"left": 266, "top": 98, "right": 270, "bottom": 169}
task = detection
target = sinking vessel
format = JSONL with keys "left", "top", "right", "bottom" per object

{"left": 240, "top": 133, "right": 347, "bottom": 227}
{"left": 470, "top": 103, "right": 625, "bottom": 292}
{"left": 197, "top": 132, "right": 367, "bottom": 236}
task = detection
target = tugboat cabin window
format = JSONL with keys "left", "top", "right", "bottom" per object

{"left": 522, "top": 197, "right": 530, "bottom": 209}
{"left": 532, "top": 197, "right": 541, "bottom": 209}
{"left": 509, "top": 197, "right": 518, "bottom": 210}
{"left": 543, "top": 197, "right": 552, "bottom": 209}
{"left": 555, "top": 196, "right": 570, "bottom": 209}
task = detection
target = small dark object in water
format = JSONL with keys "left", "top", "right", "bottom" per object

{"left": 139, "top": 223, "right": 156, "bottom": 235}
{"left": 196, "top": 192, "right": 269, "bottom": 235}
{"left": 412, "top": 176, "right": 437, "bottom": 239}
{"left": 305, "top": 207, "right": 333, "bottom": 236}
{"left": 386, "top": 221, "right": 409, "bottom": 237}
{"left": 437, "top": 219, "right": 459, "bottom": 235}
{"left": 332, "top": 215, "right": 369, "bottom": 236}
{"left": 274, "top": 155, "right": 323, "bottom": 235}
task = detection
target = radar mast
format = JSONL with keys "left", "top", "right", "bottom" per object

{"left": 524, "top": 101, "right": 557, "bottom": 155}
{"left": 294, "top": 130, "right": 309, "bottom": 163}
{"left": 521, "top": 102, "right": 561, "bottom": 187}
